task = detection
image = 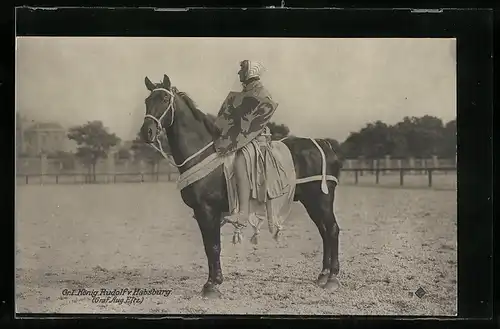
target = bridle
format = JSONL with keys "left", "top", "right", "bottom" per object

{"left": 145, "top": 88, "right": 176, "bottom": 134}
{"left": 143, "top": 87, "right": 214, "bottom": 168}
{"left": 143, "top": 87, "right": 176, "bottom": 164}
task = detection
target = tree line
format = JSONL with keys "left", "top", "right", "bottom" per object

{"left": 33, "top": 114, "right": 455, "bottom": 181}
{"left": 268, "top": 115, "right": 456, "bottom": 160}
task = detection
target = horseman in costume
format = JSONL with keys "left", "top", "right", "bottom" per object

{"left": 214, "top": 60, "right": 283, "bottom": 229}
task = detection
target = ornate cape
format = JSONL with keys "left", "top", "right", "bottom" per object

{"left": 214, "top": 89, "right": 278, "bottom": 156}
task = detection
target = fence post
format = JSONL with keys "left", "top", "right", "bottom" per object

{"left": 385, "top": 155, "right": 391, "bottom": 175}
{"left": 56, "top": 175, "right": 59, "bottom": 184}
{"left": 409, "top": 157, "right": 415, "bottom": 174}
{"left": 139, "top": 159, "right": 145, "bottom": 182}
{"left": 358, "top": 156, "right": 364, "bottom": 176}
{"left": 375, "top": 168, "right": 380, "bottom": 184}
{"left": 25, "top": 175, "right": 29, "bottom": 184}
{"left": 428, "top": 169, "right": 433, "bottom": 187}
{"left": 354, "top": 169, "right": 359, "bottom": 184}
{"left": 432, "top": 155, "right": 439, "bottom": 170}
{"left": 400, "top": 168, "right": 404, "bottom": 186}
{"left": 40, "top": 153, "right": 47, "bottom": 185}
{"left": 107, "top": 151, "right": 116, "bottom": 184}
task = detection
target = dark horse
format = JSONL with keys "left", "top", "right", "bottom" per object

{"left": 139, "top": 74, "right": 342, "bottom": 298}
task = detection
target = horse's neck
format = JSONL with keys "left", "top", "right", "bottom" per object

{"left": 166, "top": 109, "right": 214, "bottom": 174}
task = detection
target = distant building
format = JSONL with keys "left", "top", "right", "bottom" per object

{"left": 23, "top": 122, "right": 68, "bottom": 156}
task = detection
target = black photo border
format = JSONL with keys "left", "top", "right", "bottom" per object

{"left": 1, "top": 5, "right": 495, "bottom": 329}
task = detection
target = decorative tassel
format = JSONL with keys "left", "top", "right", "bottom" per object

{"left": 250, "top": 223, "right": 260, "bottom": 245}
{"left": 250, "top": 233, "right": 259, "bottom": 245}
{"left": 321, "top": 180, "right": 329, "bottom": 194}
{"left": 232, "top": 229, "right": 243, "bottom": 244}
{"left": 273, "top": 228, "right": 283, "bottom": 242}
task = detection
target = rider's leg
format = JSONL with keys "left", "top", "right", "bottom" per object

{"left": 224, "top": 150, "right": 250, "bottom": 226}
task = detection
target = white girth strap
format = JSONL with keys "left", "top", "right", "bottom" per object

{"left": 279, "top": 136, "right": 334, "bottom": 194}
{"left": 309, "top": 138, "right": 329, "bottom": 194}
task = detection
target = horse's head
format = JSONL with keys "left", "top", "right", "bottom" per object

{"left": 140, "top": 74, "right": 175, "bottom": 144}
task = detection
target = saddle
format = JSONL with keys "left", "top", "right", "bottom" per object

{"left": 176, "top": 134, "right": 338, "bottom": 244}
{"left": 223, "top": 138, "right": 296, "bottom": 239}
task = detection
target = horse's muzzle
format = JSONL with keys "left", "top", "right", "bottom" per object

{"left": 140, "top": 121, "right": 157, "bottom": 143}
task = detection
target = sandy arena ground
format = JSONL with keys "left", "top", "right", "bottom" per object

{"left": 15, "top": 179, "right": 457, "bottom": 316}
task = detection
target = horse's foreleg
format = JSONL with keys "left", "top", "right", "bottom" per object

{"left": 194, "top": 208, "right": 223, "bottom": 298}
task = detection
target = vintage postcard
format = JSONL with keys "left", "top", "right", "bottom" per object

{"left": 15, "top": 36, "right": 457, "bottom": 316}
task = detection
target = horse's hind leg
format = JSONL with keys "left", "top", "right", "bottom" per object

{"left": 299, "top": 185, "right": 332, "bottom": 288}
{"left": 325, "top": 184, "right": 341, "bottom": 290}
{"left": 299, "top": 182, "right": 340, "bottom": 290}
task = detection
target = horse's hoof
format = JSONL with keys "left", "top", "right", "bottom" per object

{"left": 323, "top": 277, "right": 340, "bottom": 291}
{"left": 316, "top": 274, "right": 329, "bottom": 287}
{"left": 201, "top": 286, "right": 221, "bottom": 299}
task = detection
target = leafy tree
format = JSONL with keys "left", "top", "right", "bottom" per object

{"left": 67, "top": 121, "right": 120, "bottom": 182}
{"left": 340, "top": 121, "right": 392, "bottom": 159}
{"left": 117, "top": 147, "right": 132, "bottom": 160}
{"left": 394, "top": 116, "right": 444, "bottom": 158}
{"left": 338, "top": 115, "right": 454, "bottom": 161}
{"left": 440, "top": 119, "right": 456, "bottom": 158}
{"left": 47, "top": 150, "right": 76, "bottom": 170}
{"left": 131, "top": 132, "right": 169, "bottom": 174}
{"left": 359, "top": 121, "right": 395, "bottom": 159}
{"left": 388, "top": 125, "right": 409, "bottom": 158}
{"left": 340, "top": 132, "right": 363, "bottom": 158}
{"left": 267, "top": 121, "right": 290, "bottom": 140}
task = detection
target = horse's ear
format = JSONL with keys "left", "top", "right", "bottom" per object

{"left": 145, "top": 77, "right": 156, "bottom": 91}
{"left": 162, "top": 74, "right": 171, "bottom": 89}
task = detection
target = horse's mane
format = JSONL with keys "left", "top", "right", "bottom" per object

{"left": 174, "top": 88, "right": 220, "bottom": 138}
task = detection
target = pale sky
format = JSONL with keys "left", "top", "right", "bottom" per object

{"left": 16, "top": 37, "right": 456, "bottom": 143}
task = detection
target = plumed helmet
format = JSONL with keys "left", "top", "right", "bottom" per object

{"left": 240, "top": 60, "right": 266, "bottom": 80}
